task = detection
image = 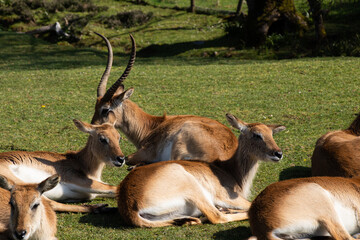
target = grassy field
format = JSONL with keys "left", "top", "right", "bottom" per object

{"left": 1, "top": 28, "right": 360, "bottom": 239}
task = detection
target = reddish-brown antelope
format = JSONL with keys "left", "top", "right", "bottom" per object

{"left": 0, "top": 174, "right": 59, "bottom": 240}
{"left": 311, "top": 112, "right": 360, "bottom": 177}
{"left": 116, "top": 114, "right": 285, "bottom": 227}
{"left": 0, "top": 111, "right": 124, "bottom": 212}
{"left": 91, "top": 33, "right": 238, "bottom": 165}
{"left": 248, "top": 176, "right": 360, "bottom": 240}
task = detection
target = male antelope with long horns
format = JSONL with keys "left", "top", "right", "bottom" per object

{"left": 91, "top": 33, "right": 238, "bottom": 166}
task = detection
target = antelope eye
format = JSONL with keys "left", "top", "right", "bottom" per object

{"left": 99, "top": 136, "right": 109, "bottom": 144}
{"left": 253, "top": 133, "right": 263, "bottom": 140}
{"left": 31, "top": 203, "right": 40, "bottom": 210}
{"left": 101, "top": 108, "right": 110, "bottom": 116}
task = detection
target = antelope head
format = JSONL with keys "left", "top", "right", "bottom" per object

{"left": 226, "top": 113, "right": 286, "bottom": 162}
{"left": 74, "top": 111, "right": 125, "bottom": 167}
{"left": 0, "top": 174, "right": 59, "bottom": 240}
{"left": 91, "top": 32, "right": 136, "bottom": 127}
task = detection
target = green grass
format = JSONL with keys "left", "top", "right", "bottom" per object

{"left": 1, "top": 29, "right": 360, "bottom": 239}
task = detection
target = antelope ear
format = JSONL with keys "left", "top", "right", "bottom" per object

{"left": 112, "top": 88, "right": 134, "bottom": 108}
{"left": 269, "top": 125, "right": 286, "bottom": 134}
{"left": 73, "top": 119, "right": 95, "bottom": 134}
{"left": 107, "top": 111, "right": 117, "bottom": 126}
{"left": 112, "top": 84, "right": 125, "bottom": 97}
{"left": 38, "top": 175, "right": 60, "bottom": 194}
{"left": 0, "top": 175, "right": 13, "bottom": 191}
{"left": 226, "top": 113, "right": 248, "bottom": 132}
{"left": 123, "top": 88, "right": 134, "bottom": 100}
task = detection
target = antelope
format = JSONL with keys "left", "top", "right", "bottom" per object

{"left": 91, "top": 33, "right": 238, "bottom": 166}
{"left": 0, "top": 111, "right": 125, "bottom": 212}
{"left": 116, "top": 114, "right": 285, "bottom": 227}
{"left": 311, "top": 112, "right": 360, "bottom": 177}
{"left": 248, "top": 176, "right": 360, "bottom": 240}
{"left": 0, "top": 174, "right": 59, "bottom": 240}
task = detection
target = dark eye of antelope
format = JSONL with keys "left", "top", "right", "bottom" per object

{"left": 32, "top": 203, "right": 39, "bottom": 210}
{"left": 101, "top": 108, "right": 110, "bottom": 117}
{"left": 31, "top": 203, "right": 40, "bottom": 210}
{"left": 253, "top": 133, "right": 263, "bottom": 140}
{"left": 99, "top": 136, "right": 109, "bottom": 145}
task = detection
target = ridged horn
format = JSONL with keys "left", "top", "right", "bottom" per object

{"left": 94, "top": 32, "right": 113, "bottom": 98}
{"left": 101, "top": 34, "right": 136, "bottom": 103}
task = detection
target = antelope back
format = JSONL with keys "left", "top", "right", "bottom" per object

{"left": 311, "top": 112, "right": 360, "bottom": 177}
{"left": 249, "top": 176, "right": 360, "bottom": 240}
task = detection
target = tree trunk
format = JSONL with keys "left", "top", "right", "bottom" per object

{"left": 25, "top": 22, "right": 69, "bottom": 37}
{"left": 307, "top": 0, "right": 326, "bottom": 42}
{"left": 235, "top": 0, "right": 244, "bottom": 16}
{"left": 245, "top": 0, "right": 307, "bottom": 46}
{"left": 190, "top": 0, "right": 195, "bottom": 13}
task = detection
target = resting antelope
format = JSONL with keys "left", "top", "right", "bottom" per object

{"left": 0, "top": 111, "right": 124, "bottom": 212}
{"left": 311, "top": 112, "right": 360, "bottom": 177}
{"left": 0, "top": 174, "right": 59, "bottom": 240}
{"left": 248, "top": 176, "right": 360, "bottom": 240}
{"left": 116, "top": 114, "right": 285, "bottom": 227}
{"left": 91, "top": 33, "right": 238, "bottom": 165}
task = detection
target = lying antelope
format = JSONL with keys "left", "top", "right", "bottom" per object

{"left": 91, "top": 33, "right": 238, "bottom": 166}
{"left": 311, "top": 112, "right": 360, "bottom": 177}
{"left": 0, "top": 174, "right": 59, "bottom": 240}
{"left": 116, "top": 114, "right": 285, "bottom": 227}
{"left": 248, "top": 176, "right": 360, "bottom": 240}
{"left": 0, "top": 111, "right": 124, "bottom": 212}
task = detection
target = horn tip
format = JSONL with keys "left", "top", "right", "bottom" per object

{"left": 129, "top": 34, "right": 135, "bottom": 43}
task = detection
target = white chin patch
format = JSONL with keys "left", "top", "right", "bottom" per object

{"left": 267, "top": 155, "right": 281, "bottom": 162}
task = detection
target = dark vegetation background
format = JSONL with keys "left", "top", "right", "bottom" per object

{"left": 0, "top": 0, "right": 359, "bottom": 58}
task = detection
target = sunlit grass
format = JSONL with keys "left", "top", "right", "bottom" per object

{"left": 1, "top": 30, "right": 360, "bottom": 239}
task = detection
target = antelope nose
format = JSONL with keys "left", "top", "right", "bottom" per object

{"left": 15, "top": 230, "right": 26, "bottom": 240}
{"left": 115, "top": 156, "right": 126, "bottom": 167}
{"left": 274, "top": 151, "right": 283, "bottom": 159}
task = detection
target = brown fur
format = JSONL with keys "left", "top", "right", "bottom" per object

{"left": 0, "top": 175, "right": 58, "bottom": 240}
{"left": 0, "top": 113, "right": 123, "bottom": 213}
{"left": 249, "top": 176, "right": 360, "bottom": 240}
{"left": 91, "top": 33, "right": 238, "bottom": 165}
{"left": 117, "top": 114, "right": 285, "bottom": 227}
{"left": 125, "top": 114, "right": 239, "bottom": 165}
{"left": 311, "top": 113, "right": 360, "bottom": 177}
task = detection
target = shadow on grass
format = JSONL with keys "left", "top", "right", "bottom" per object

{"left": 78, "top": 210, "right": 131, "bottom": 229}
{"left": 79, "top": 210, "right": 253, "bottom": 237}
{"left": 0, "top": 31, "right": 114, "bottom": 71}
{"left": 213, "top": 226, "right": 251, "bottom": 239}
{"left": 137, "top": 35, "right": 234, "bottom": 58}
{"left": 279, "top": 166, "right": 312, "bottom": 181}
{"left": 0, "top": 30, "right": 248, "bottom": 71}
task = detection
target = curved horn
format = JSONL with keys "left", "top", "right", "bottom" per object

{"left": 94, "top": 32, "right": 113, "bottom": 98}
{"left": 101, "top": 34, "right": 136, "bottom": 103}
